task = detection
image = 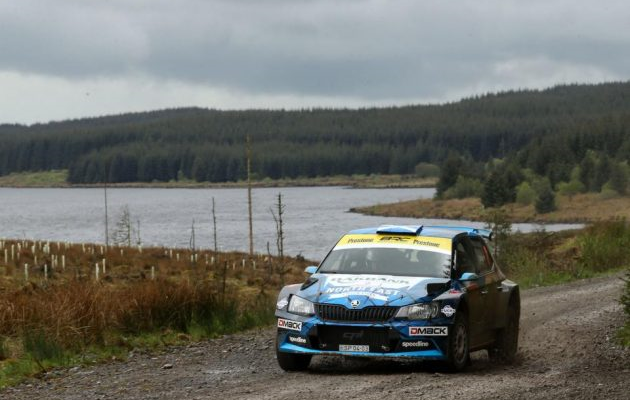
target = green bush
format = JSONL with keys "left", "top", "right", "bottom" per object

{"left": 557, "top": 179, "right": 585, "bottom": 198}
{"left": 414, "top": 162, "right": 440, "bottom": 178}
{"left": 516, "top": 181, "right": 536, "bottom": 205}
{"left": 22, "top": 330, "right": 66, "bottom": 367}
{"left": 535, "top": 183, "right": 556, "bottom": 213}
{"left": 577, "top": 220, "right": 630, "bottom": 272}
{"left": 443, "top": 176, "right": 483, "bottom": 199}
{"left": 621, "top": 270, "right": 630, "bottom": 347}
{"left": 0, "top": 336, "right": 8, "bottom": 361}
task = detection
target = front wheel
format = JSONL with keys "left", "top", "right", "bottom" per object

{"left": 445, "top": 311, "right": 469, "bottom": 372}
{"left": 276, "top": 349, "right": 312, "bottom": 371}
{"left": 489, "top": 301, "right": 519, "bottom": 364}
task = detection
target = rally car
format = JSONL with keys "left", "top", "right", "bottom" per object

{"left": 275, "top": 225, "right": 520, "bottom": 371}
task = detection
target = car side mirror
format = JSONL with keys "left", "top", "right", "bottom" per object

{"left": 304, "top": 266, "right": 318, "bottom": 275}
{"left": 459, "top": 272, "right": 479, "bottom": 281}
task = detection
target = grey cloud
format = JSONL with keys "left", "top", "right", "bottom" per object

{"left": 0, "top": 0, "right": 628, "bottom": 103}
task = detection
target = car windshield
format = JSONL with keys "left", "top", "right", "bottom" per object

{"left": 318, "top": 247, "right": 451, "bottom": 278}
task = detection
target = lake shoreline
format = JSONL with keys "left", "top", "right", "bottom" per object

{"left": 350, "top": 193, "right": 630, "bottom": 224}
{"left": 0, "top": 170, "right": 437, "bottom": 189}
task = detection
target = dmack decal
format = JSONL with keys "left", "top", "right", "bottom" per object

{"left": 409, "top": 326, "right": 448, "bottom": 336}
{"left": 277, "top": 318, "right": 302, "bottom": 332}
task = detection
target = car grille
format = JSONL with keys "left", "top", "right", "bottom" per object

{"left": 315, "top": 304, "right": 398, "bottom": 322}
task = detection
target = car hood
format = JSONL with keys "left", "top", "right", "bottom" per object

{"left": 300, "top": 273, "right": 450, "bottom": 308}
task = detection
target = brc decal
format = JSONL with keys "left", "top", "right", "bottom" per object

{"left": 277, "top": 318, "right": 302, "bottom": 332}
{"left": 409, "top": 326, "right": 448, "bottom": 336}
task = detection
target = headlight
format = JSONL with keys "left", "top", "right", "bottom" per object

{"left": 287, "top": 295, "right": 315, "bottom": 316}
{"left": 395, "top": 302, "right": 439, "bottom": 320}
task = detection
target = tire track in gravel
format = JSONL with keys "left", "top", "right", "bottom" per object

{"left": 2, "top": 274, "right": 628, "bottom": 400}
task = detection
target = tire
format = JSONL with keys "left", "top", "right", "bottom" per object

{"left": 276, "top": 349, "right": 312, "bottom": 371}
{"left": 489, "top": 301, "right": 519, "bottom": 364}
{"left": 445, "top": 310, "right": 469, "bottom": 372}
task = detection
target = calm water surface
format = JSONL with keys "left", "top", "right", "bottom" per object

{"left": 0, "top": 187, "right": 580, "bottom": 261}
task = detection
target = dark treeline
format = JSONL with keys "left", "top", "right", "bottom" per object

{"left": 1, "top": 82, "right": 629, "bottom": 184}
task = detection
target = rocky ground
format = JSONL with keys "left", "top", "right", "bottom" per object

{"left": 2, "top": 275, "right": 628, "bottom": 400}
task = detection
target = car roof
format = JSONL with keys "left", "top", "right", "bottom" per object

{"left": 347, "top": 225, "right": 492, "bottom": 240}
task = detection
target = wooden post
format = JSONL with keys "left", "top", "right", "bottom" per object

{"left": 95, "top": 263, "right": 100, "bottom": 281}
{"left": 24, "top": 263, "right": 28, "bottom": 281}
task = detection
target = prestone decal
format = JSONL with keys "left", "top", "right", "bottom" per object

{"left": 409, "top": 326, "right": 448, "bottom": 336}
{"left": 277, "top": 318, "right": 302, "bottom": 332}
{"left": 334, "top": 234, "right": 452, "bottom": 253}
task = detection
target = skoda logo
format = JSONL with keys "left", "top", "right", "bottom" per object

{"left": 350, "top": 300, "right": 360, "bottom": 309}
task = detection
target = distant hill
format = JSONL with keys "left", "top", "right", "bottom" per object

{"left": 1, "top": 81, "right": 629, "bottom": 184}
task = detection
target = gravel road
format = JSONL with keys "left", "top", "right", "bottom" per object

{"left": 3, "top": 275, "right": 629, "bottom": 400}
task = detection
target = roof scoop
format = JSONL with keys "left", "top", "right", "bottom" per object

{"left": 376, "top": 225, "right": 423, "bottom": 235}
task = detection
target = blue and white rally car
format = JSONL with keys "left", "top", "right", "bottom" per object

{"left": 275, "top": 225, "right": 520, "bottom": 371}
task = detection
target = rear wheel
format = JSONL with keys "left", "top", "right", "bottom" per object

{"left": 489, "top": 301, "right": 519, "bottom": 363}
{"left": 276, "top": 349, "right": 312, "bottom": 371}
{"left": 445, "top": 311, "right": 469, "bottom": 372}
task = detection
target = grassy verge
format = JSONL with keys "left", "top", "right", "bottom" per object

{"left": 0, "top": 240, "right": 308, "bottom": 388}
{"left": 352, "top": 193, "right": 630, "bottom": 223}
{"left": 0, "top": 170, "right": 69, "bottom": 188}
{"left": 0, "top": 171, "right": 437, "bottom": 189}
{"left": 621, "top": 271, "right": 630, "bottom": 347}
{"left": 489, "top": 219, "right": 630, "bottom": 345}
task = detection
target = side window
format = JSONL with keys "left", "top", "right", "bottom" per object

{"left": 455, "top": 240, "right": 476, "bottom": 277}
{"left": 470, "top": 237, "right": 493, "bottom": 274}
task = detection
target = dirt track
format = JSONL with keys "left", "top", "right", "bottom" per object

{"left": 2, "top": 275, "right": 629, "bottom": 400}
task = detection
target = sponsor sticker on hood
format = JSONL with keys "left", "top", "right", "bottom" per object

{"left": 313, "top": 274, "right": 450, "bottom": 306}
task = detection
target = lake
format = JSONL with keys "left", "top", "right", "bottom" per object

{"left": 0, "top": 187, "right": 581, "bottom": 261}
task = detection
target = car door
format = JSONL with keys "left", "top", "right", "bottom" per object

{"left": 468, "top": 236, "right": 501, "bottom": 344}
{"left": 454, "top": 238, "right": 487, "bottom": 346}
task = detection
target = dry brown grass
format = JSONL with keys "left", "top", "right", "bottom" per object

{"left": 353, "top": 193, "right": 630, "bottom": 223}
{"left": 0, "top": 239, "right": 310, "bottom": 355}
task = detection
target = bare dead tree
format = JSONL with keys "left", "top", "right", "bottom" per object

{"left": 103, "top": 179, "right": 109, "bottom": 248}
{"left": 112, "top": 206, "right": 133, "bottom": 247}
{"left": 246, "top": 135, "right": 254, "bottom": 257}
{"left": 135, "top": 219, "right": 142, "bottom": 247}
{"left": 270, "top": 192, "right": 285, "bottom": 258}
{"left": 212, "top": 196, "right": 218, "bottom": 253}
{"left": 189, "top": 218, "right": 196, "bottom": 267}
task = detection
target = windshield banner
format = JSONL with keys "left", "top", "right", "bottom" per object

{"left": 334, "top": 234, "right": 452, "bottom": 254}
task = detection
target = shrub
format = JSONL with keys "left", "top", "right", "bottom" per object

{"left": 577, "top": 220, "right": 630, "bottom": 272}
{"left": 443, "top": 176, "right": 483, "bottom": 199}
{"left": 557, "top": 179, "right": 585, "bottom": 198}
{"left": 535, "top": 184, "right": 556, "bottom": 213}
{"left": 515, "top": 181, "right": 536, "bottom": 205}
{"left": 414, "top": 162, "right": 440, "bottom": 178}
{"left": 23, "top": 330, "right": 66, "bottom": 367}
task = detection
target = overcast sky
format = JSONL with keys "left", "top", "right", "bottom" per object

{"left": 1, "top": 0, "right": 629, "bottom": 124}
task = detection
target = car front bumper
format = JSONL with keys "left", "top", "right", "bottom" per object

{"left": 276, "top": 314, "right": 453, "bottom": 360}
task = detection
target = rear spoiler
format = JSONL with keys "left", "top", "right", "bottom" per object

{"left": 429, "top": 226, "right": 494, "bottom": 241}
